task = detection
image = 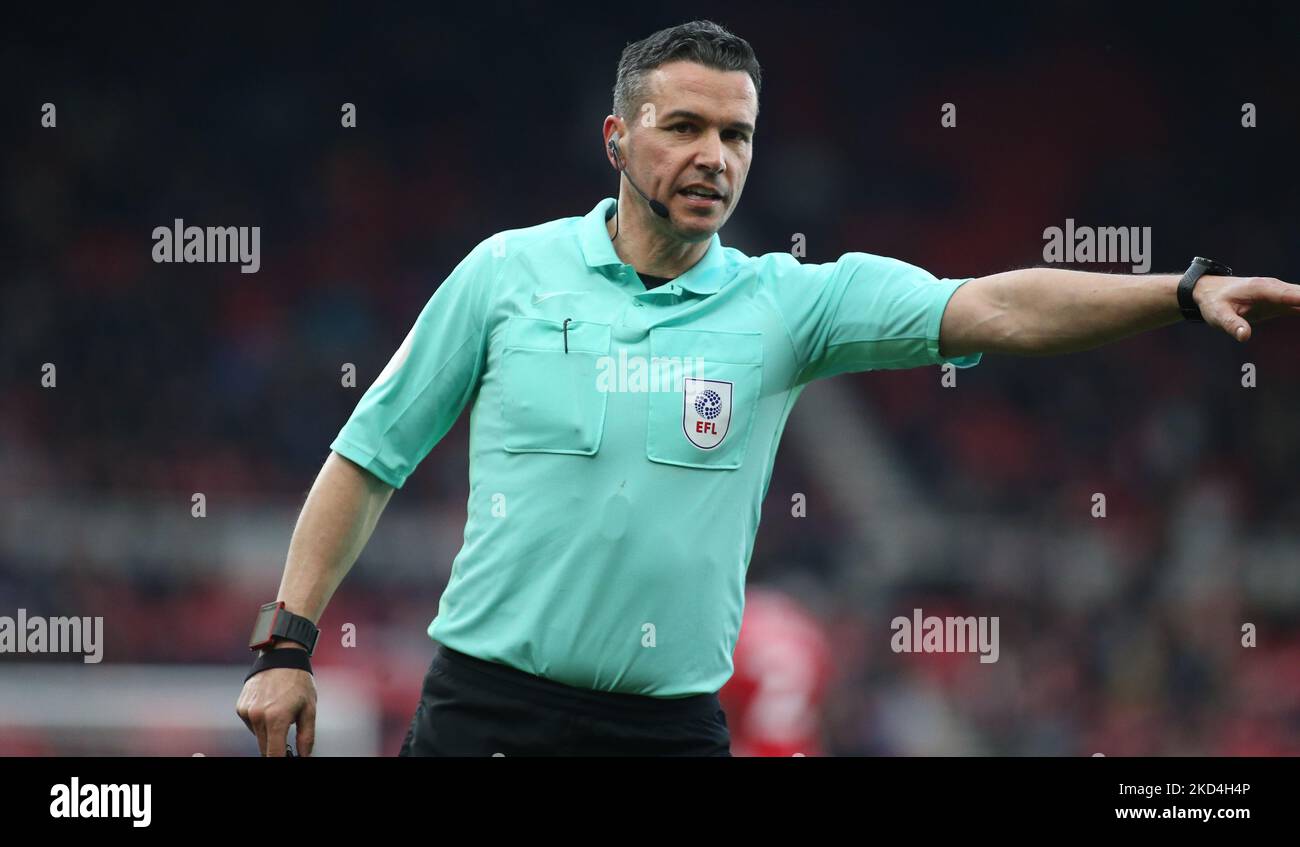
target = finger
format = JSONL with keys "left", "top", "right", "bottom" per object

{"left": 1247, "top": 280, "right": 1300, "bottom": 318}
{"left": 265, "top": 716, "right": 290, "bottom": 757}
{"left": 1267, "top": 278, "right": 1300, "bottom": 306}
{"left": 298, "top": 702, "right": 317, "bottom": 757}
{"left": 250, "top": 709, "right": 269, "bottom": 757}
{"left": 1209, "top": 302, "right": 1252, "bottom": 342}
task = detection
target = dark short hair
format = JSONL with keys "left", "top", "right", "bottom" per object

{"left": 612, "top": 20, "right": 762, "bottom": 126}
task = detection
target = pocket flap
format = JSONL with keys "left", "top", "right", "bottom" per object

{"left": 650, "top": 327, "right": 763, "bottom": 365}
{"left": 505, "top": 316, "right": 611, "bottom": 355}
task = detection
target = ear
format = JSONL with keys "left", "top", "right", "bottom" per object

{"left": 603, "top": 115, "right": 626, "bottom": 169}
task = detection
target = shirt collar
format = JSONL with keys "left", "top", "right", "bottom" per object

{"left": 578, "top": 197, "right": 727, "bottom": 295}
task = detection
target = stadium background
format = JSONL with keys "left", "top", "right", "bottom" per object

{"left": 3, "top": 2, "right": 1299, "bottom": 755}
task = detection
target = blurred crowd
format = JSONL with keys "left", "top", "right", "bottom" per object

{"left": 3, "top": 4, "right": 1299, "bottom": 754}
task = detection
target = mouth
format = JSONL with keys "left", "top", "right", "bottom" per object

{"left": 678, "top": 187, "right": 725, "bottom": 209}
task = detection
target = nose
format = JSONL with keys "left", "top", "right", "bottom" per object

{"left": 694, "top": 130, "right": 726, "bottom": 174}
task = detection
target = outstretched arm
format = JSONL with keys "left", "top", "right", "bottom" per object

{"left": 939, "top": 268, "right": 1300, "bottom": 358}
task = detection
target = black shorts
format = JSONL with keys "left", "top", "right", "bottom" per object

{"left": 398, "top": 643, "right": 732, "bottom": 756}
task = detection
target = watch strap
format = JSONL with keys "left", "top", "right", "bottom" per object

{"left": 245, "top": 646, "right": 314, "bottom": 683}
{"left": 1178, "top": 256, "right": 1232, "bottom": 322}
{"left": 273, "top": 611, "right": 320, "bottom": 656}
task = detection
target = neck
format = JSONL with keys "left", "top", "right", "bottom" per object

{"left": 606, "top": 189, "right": 711, "bottom": 278}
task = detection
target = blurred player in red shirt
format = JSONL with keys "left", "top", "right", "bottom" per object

{"left": 720, "top": 585, "right": 832, "bottom": 756}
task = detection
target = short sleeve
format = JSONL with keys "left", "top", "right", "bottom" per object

{"left": 329, "top": 237, "right": 500, "bottom": 488}
{"left": 763, "top": 251, "right": 982, "bottom": 385}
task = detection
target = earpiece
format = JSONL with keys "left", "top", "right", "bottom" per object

{"left": 607, "top": 133, "right": 622, "bottom": 169}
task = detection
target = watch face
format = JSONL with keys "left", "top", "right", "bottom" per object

{"left": 1195, "top": 256, "right": 1232, "bottom": 275}
{"left": 249, "top": 602, "right": 282, "bottom": 648}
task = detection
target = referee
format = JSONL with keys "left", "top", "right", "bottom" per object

{"left": 236, "top": 19, "right": 1300, "bottom": 756}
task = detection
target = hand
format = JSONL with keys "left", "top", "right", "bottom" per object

{"left": 236, "top": 648, "right": 317, "bottom": 757}
{"left": 1193, "top": 275, "right": 1300, "bottom": 343}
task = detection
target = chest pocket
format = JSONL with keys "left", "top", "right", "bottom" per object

{"left": 500, "top": 316, "right": 612, "bottom": 455}
{"left": 646, "top": 328, "right": 763, "bottom": 470}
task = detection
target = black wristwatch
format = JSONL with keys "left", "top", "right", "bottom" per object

{"left": 1177, "top": 256, "right": 1233, "bottom": 322}
{"left": 248, "top": 601, "right": 320, "bottom": 656}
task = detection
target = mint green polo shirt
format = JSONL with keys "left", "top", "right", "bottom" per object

{"left": 330, "top": 197, "right": 982, "bottom": 697}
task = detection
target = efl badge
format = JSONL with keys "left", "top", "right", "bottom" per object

{"left": 683, "top": 378, "right": 733, "bottom": 449}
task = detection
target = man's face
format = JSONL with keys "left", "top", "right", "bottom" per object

{"left": 609, "top": 60, "right": 757, "bottom": 242}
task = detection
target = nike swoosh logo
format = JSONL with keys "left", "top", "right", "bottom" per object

{"left": 532, "top": 290, "right": 586, "bottom": 304}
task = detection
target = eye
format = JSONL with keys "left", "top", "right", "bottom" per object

{"left": 671, "top": 123, "right": 694, "bottom": 133}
